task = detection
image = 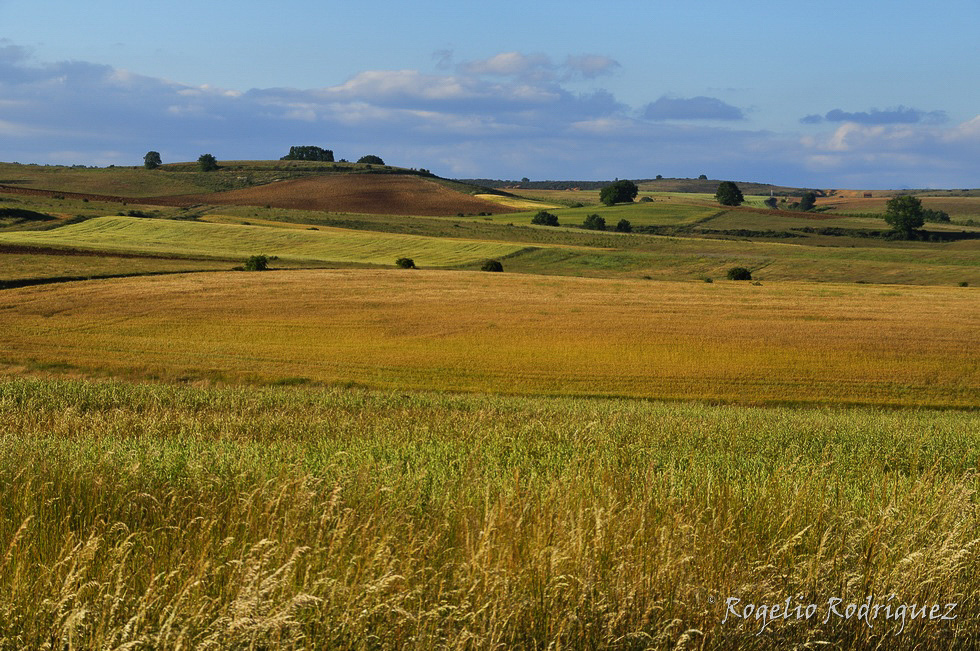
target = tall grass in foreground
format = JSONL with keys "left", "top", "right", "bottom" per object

{"left": 0, "top": 378, "right": 977, "bottom": 649}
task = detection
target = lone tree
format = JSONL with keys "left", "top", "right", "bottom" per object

{"left": 395, "top": 257, "right": 416, "bottom": 269}
{"left": 281, "top": 146, "right": 334, "bottom": 162}
{"left": 615, "top": 218, "right": 632, "bottom": 233}
{"left": 715, "top": 181, "right": 744, "bottom": 206}
{"left": 884, "top": 195, "right": 925, "bottom": 238}
{"left": 198, "top": 153, "right": 219, "bottom": 172}
{"left": 599, "top": 180, "right": 638, "bottom": 206}
{"left": 531, "top": 211, "right": 560, "bottom": 226}
{"left": 357, "top": 155, "right": 384, "bottom": 165}
{"left": 583, "top": 214, "right": 606, "bottom": 231}
{"left": 143, "top": 151, "right": 162, "bottom": 170}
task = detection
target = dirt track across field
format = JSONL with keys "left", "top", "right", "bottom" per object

{"left": 149, "top": 175, "right": 518, "bottom": 216}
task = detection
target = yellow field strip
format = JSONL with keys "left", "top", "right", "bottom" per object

{"left": 2, "top": 269, "right": 976, "bottom": 406}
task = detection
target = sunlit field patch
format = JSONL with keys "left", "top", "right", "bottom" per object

{"left": 2, "top": 269, "right": 976, "bottom": 406}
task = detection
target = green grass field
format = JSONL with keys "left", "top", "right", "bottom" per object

{"left": 0, "top": 215, "right": 531, "bottom": 267}
{"left": 0, "top": 378, "right": 976, "bottom": 649}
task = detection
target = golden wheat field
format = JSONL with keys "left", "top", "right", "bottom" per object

{"left": 1, "top": 269, "right": 977, "bottom": 406}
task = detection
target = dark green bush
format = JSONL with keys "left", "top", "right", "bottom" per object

{"left": 583, "top": 214, "right": 606, "bottom": 231}
{"left": 244, "top": 255, "right": 269, "bottom": 271}
{"left": 726, "top": 267, "right": 752, "bottom": 280}
{"left": 395, "top": 257, "right": 416, "bottom": 269}
{"left": 481, "top": 259, "right": 503, "bottom": 272}
{"left": 615, "top": 219, "right": 632, "bottom": 233}
{"left": 531, "top": 211, "right": 559, "bottom": 226}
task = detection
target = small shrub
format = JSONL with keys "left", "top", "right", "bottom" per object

{"left": 615, "top": 219, "right": 632, "bottom": 233}
{"left": 481, "top": 259, "right": 504, "bottom": 272}
{"left": 243, "top": 255, "right": 269, "bottom": 271}
{"left": 395, "top": 257, "right": 416, "bottom": 269}
{"left": 959, "top": 281, "right": 969, "bottom": 287}
{"left": 703, "top": 277, "right": 713, "bottom": 283}
{"left": 726, "top": 267, "right": 752, "bottom": 280}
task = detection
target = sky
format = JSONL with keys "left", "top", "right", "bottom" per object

{"left": 1, "top": 0, "right": 977, "bottom": 188}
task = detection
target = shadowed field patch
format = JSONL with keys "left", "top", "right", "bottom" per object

{"left": 150, "top": 174, "right": 519, "bottom": 216}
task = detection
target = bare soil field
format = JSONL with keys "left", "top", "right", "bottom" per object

{"left": 149, "top": 174, "right": 519, "bottom": 216}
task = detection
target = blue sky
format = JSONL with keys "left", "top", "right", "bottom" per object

{"left": 1, "top": 0, "right": 977, "bottom": 188}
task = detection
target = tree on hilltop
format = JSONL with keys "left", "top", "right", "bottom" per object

{"left": 281, "top": 146, "right": 334, "bottom": 162}
{"left": 599, "top": 180, "right": 638, "bottom": 206}
{"left": 143, "top": 151, "right": 162, "bottom": 170}
{"left": 715, "top": 181, "right": 744, "bottom": 206}
{"left": 357, "top": 155, "right": 385, "bottom": 165}
{"left": 198, "top": 154, "right": 219, "bottom": 172}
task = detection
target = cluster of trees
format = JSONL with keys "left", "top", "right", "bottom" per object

{"left": 281, "top": 146, "right": 334, "bottom": 162}
{"left": 581, "top": 214, "right": 632, "bottom": 232}
{"left": 142, "top": 147, "right": 388, "bottom": 171}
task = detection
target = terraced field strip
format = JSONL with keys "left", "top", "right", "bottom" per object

{"left": 473, "top": 193, "right": 560, "bottom": 210}
{"left": 0, "top": 216, "right": 530, "bottom": 267}
{"left": 2, "top": 269, "right": 977, "bottom": 406}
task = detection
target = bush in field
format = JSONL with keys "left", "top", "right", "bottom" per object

{"left": 357, "top": 155, "right": 384, "bottom": 165}
{"left": 244, "top": 255, "right": 269, "bottom": 271}
{"left": 143, "top": 151, "right": 162, "bottom": 170}
{"left": 726, "top": 266, "right": 752, "bottom": 280}
{"left": 615, "top": 218, "right": 632, "bottom": 233}
{"left": 764, "top": 197, "right": 778, "bottom": 209}
{"left": 198, "top": 154, "right": 219, "bottom": 172}
{"left": 583, "top": 214, "right": 606, "bottom": 231}
{"left": 923, "top": 208, "right": 950, "bottom": 223}
{"left": 395, "top": 257, "right": 416, "bottom": 269}
{"left": 599, "top": 180, "right": 638, "bottom": 206}
{"left": 531, "top": 211, "right": 559, "bottom": 226}
{"left": 715, "top": 181, "right": 744, "bottom": 206}
{"left": 798, "top": 191, "right": 817, "bottom": 211}
{"left": 481, "top": 259, "right": 503, "bottom": 272}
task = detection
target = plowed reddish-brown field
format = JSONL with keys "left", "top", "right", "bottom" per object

{"left": 150, "top": 175, "right": 517, "bottom": 216}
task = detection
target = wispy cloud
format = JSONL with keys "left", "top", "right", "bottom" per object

{"left": 801, "top": 106, "right": 948, "bottom": 125}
